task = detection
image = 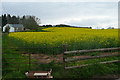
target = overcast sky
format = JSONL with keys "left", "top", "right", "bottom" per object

{"left": 1, "top": 1, "right": 118, "bottom": 28}
{"left": 1, "top": 0, "right": 119, "bottom": 2}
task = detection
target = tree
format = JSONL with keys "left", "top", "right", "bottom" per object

{"left": 33, "top": 16, "right": 41, "bottom": 25}
{"left": 107, "top": 27, "right": 114, "bottom": 29}
{"left": 17, "top": 16, "right": 20, "bottom": 24}
{"left": 2, "top": 14, "right": 7, "bottom": 26}
{"left": 2, "top": 14, "right": 7, "bottom": 31}
{"left": 5, "top": 26, "right": 10, "bottom": 33}
{"left": 20, "top": 15, "right": 39, "bottom": 29}
{"left": 11, "top": 16, "right": 19, "bottom": 24}
{"left": 7, "top": 14, "right": 12, "bottom": 24}
{"left": 0, "top": 16, "right": 2, "bottom": 26}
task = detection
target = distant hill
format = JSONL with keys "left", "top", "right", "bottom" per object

{"left": 39, "top": 24, "right": 92, "bottom": 29}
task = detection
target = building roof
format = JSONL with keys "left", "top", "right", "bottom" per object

{"left": 5, "top": 24, "right": 24, "bottom": 28}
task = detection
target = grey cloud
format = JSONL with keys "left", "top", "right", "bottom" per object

{"left": 68, "top": 17, "right": 117, "bottom": 27}
{"left": 2, "top": 0, "right": 119, "bottom": 2}
{"left": 2, "top": 2, "right": 118, "bottom": 28}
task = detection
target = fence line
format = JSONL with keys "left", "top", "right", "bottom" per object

{"left": 64, "top": 47, "right": 120, "bottom": 54}
{"left": 65, "top": 60, "right": 120, "bottom": 69}
{"left": 63, "top": 47, "right": 120, "bottom": 69}
{"left": 65, "top": 54, "right": 120, "bottom": 62}
{"left": 3, "top": 45, "right": 120, "bottom": 70}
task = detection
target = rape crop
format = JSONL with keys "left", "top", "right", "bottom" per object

{"left": 8, "top": 27, "right": 119, "bottom": 53}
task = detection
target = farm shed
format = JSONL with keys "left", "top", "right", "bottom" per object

{"left": 25, "top": 70, "right": 53, "bottom": 78}
{"left": 3, "top": 24, "right": 24, "bottom": 32}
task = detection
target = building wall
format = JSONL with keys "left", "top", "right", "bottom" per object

{"left": 17, "top": 27, "right": 24, "bottom": 32}
{"left": 9, "top": 27, "right": 15, "bottom": 32}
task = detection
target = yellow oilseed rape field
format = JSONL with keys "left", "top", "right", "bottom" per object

{"left": 8, "top": 27, "right": 119, "bottom": 53}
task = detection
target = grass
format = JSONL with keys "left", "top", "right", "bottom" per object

{"left": 2, "top": 52, "right": 38, "bottom": 79}
{"left": 36, "top": 62, "right": 120, "bottom": 78}
{"left": 2, "top": 34, "right": 38, "bottom": 79}
{"left": 66, "top": 56, "right": 120, "bottom": 67}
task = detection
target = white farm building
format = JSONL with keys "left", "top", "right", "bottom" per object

{"left": 3, "top": 24, "right": 24, "bottom": 32}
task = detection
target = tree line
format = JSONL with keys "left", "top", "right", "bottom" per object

{"left": 0, "top": 14, "right": 41, "bottom": 30}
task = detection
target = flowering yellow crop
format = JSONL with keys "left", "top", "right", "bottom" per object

{"left": 8, "top": 27, "right": 119, "bottom": 48}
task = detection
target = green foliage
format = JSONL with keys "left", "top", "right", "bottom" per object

{"left": 4, "top": 26, "right": 10, "bottom": 33}
{"left": 2, "top": 14, "right": 7, "bottom": 29}
{"left": 20, "top": 16, "right": 39, "bottom": 30}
